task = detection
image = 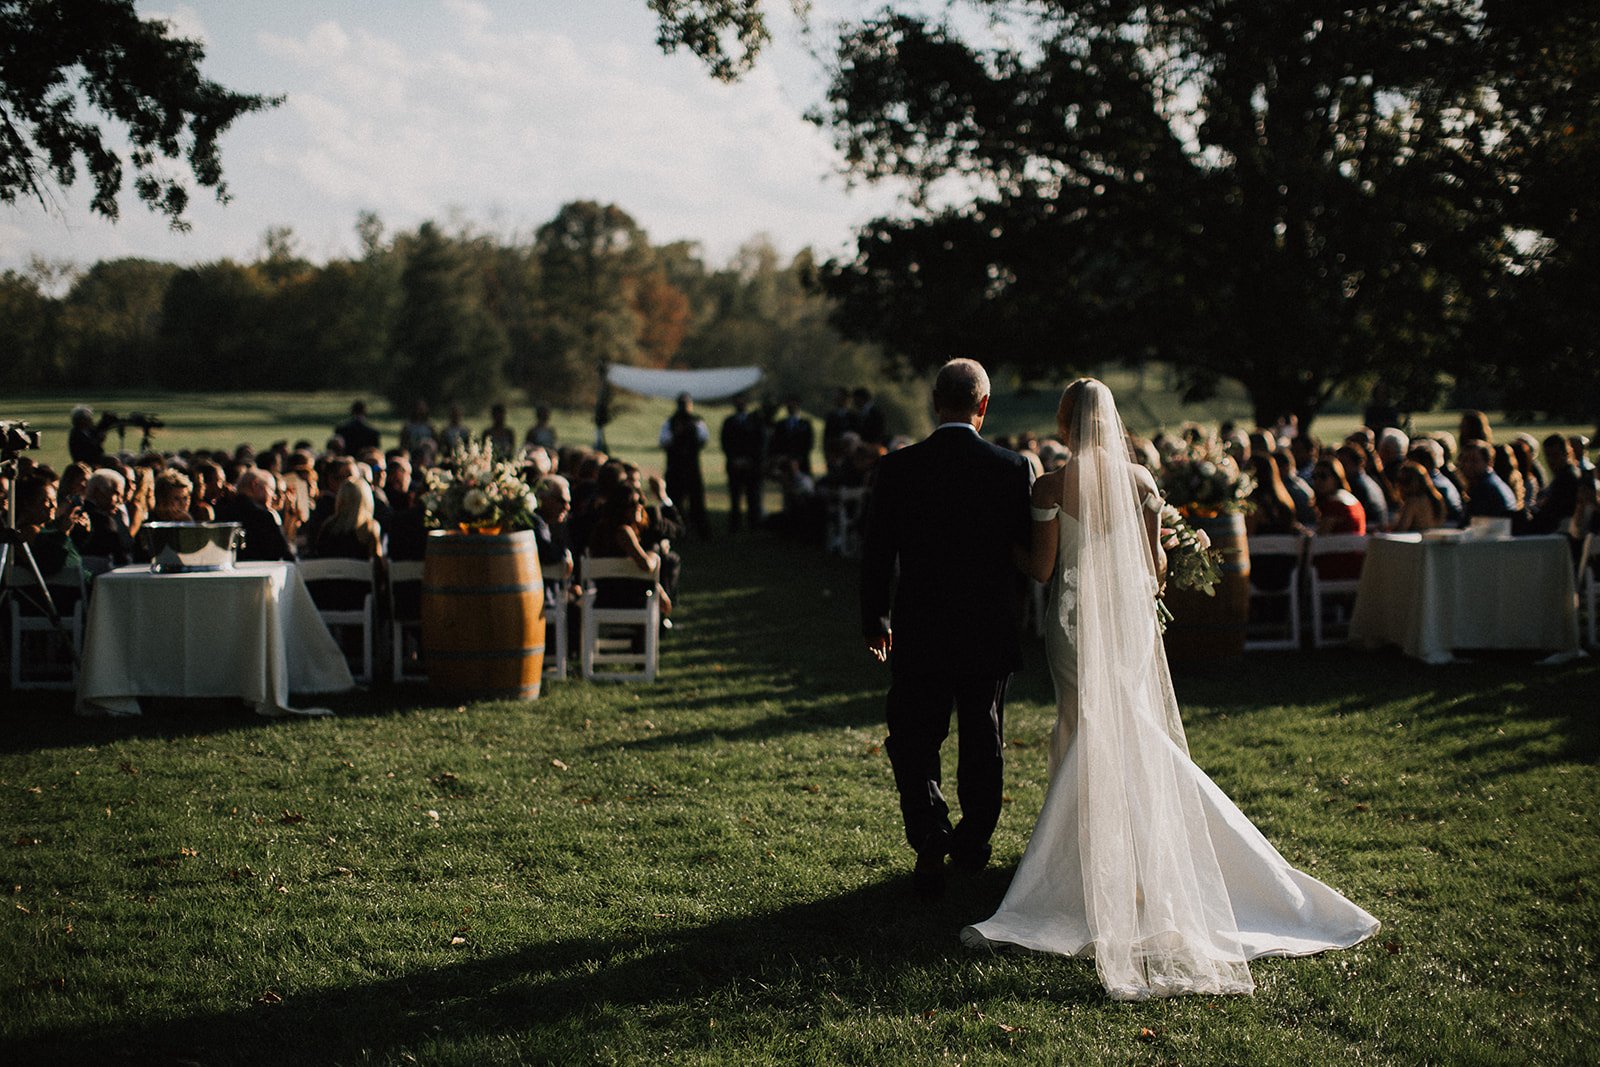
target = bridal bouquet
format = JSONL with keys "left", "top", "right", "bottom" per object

{"left": 1157, "top": 438, "right": 1254, "bottom": 517}
{"left": 421, "top": 437, "right": 538, "bottom": 533}
{"left": 1155, "top": 502, "right": 1224, "bottom": 633}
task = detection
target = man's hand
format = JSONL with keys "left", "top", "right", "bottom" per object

{"left": 866, "top": 633, "right": 892, "bottom": 664}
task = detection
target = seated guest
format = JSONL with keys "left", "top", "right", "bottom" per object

{"left": 534, "top": 475, "right": 575, "bottom": 610}
{"left": 1458, "top": 410, "right": 1493, "bottom": 446}
{"left": 1406, "top": 440, "right": 1463, "bottom": 524}
{"left": 1291, "top": 432, "right": 1320, "bottom": 482}
{"left": 586, "top": 485, "right": 672, "bottom": 615}
{"left": 1246, "top": 454, "right": 1303, "bottom": 592}
{"left": 1311, "top": 457, "right": 1367, "bottom": 580}
{"left": 1529, "top": 433, "right": 1583, "bottom": 535}
{"left": 1572, "top": 435, "right": 1594, "bottom": 473}
{"left": 57, "top": 462, "right": 92, "bottom": 509}
{"left": 12, "top": 470, "right": 88, "bottom": 590}
{"left": 1458, "top": 441, "right": 1517, "bottom": 524}
{"left": 1511, "top": 434, "right": 1545, "bottom": 503}
{"left": 1336, "top": 441, "right": 1390, "bottom": 531}
{"left": 189, "top": 459, "right": 227, "bottom": 522}
{"left": 1274, "top": 449, "right": 1318, "bottom": 525}
{"left": 150, "top": 469, "right": 195, "bottom": 523}
{"left": 1492, "top": 443, "right": 1532, "bottom": 530}
{"left": 312, "top": 479, "right": 383, "bottom": 561}
{"left": 215, "top": 469, "right": 296, "bottom": 562}
{"left": 1391, "top": 461, "right": 1447, "bottom": 532}
{"left": 384, "top": 448, "right": 415, "bottom": 512}
{"left": 126, "top": 465, "right": 157, "bottom": 538}
{"left": 71, "top": 468, "right": 138, "bottom": 569}
{"left": 303, "top": 455, "right": 356, "bottom": 544}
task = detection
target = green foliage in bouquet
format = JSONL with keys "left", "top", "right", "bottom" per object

{"left": 1157, "top": 437, "right": 1255, "bottom": 517}
{"left": 420, "top": 437, "right": 538, "bottom": 532}
{"left": 1155, "top": 502, "right": 1226, "bottom": 633}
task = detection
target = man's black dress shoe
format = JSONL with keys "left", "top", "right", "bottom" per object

{"left": 949, "top": 842, "right": 992, "bottom": 873}
{"left": 913, "top": 831, "right": 949, "bottom": 897}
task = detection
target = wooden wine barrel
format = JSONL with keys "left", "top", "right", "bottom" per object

{"left": 421, "top": 529, "right": 545, "bottom": 699}
{"left": 1162, "top": 513, "right": 1251, "bottom": 661}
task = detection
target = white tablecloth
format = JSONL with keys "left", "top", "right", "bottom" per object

{"left": 76, "top": 562, "right": 355, "bottom": 716}
{"left": 1349, "top": 534, "right": 1582, "bottom": 664}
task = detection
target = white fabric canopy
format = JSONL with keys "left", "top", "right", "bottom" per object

{"left": 606, "top": 365, "right": 762, "bottom": 401}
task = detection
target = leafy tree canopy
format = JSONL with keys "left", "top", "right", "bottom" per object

{"left": 0, "top": 0, "right": 279, "bottom": 228}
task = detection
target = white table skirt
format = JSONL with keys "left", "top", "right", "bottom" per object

{"left": 1349, "top": 534, "right": 1582, "bottom": 664}
{"left": 76, "top": 562, "right": 355, "bottom": 716}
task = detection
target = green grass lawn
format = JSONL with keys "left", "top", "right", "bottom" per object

{"left": 3, "top": 512, "right": 1598, "bottom": 1064}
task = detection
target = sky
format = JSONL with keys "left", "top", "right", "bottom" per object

{"left": 1, "top": 0, "right": 918, "bottom": 276}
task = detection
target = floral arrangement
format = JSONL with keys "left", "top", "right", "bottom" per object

{"left": 1155, "top": 502, "right": 1225, "bottom": 633}
{"left": 1156, "top": 437, "right": 1255, "bottom": 517}
{"left": 420, "top": 437, "right": 538, "bottom": 533}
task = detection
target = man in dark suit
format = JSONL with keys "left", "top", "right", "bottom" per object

{"left": 334, "top": 401, "right": 381, "bottom": 455}
{"left": 214, "top": 469, "right": 295, "bottom": 562}
{"left": 770, "top": 397, "right": 816, "bottom": 476}
{"left": 861, "top": 359, "right": 1033, "bottom": 896}
{"left": 720, "top": 394, "right": 767, "bottom": 532}
{"left": 854, "top": 386, "right": 887, "bottom": 445}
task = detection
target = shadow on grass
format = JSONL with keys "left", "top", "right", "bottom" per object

{"left": 1173, "top": 648, "right": 1600, "bottom": 773}
{"left": 7, "top": 869, "right": 1096, "bottom": 1065}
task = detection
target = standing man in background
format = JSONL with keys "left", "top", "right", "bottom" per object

{"left": 660, "top": 392, "right": 711, "bottom": 540}
{"left": 721, "top": 394, "right": 766, "bottom": 533}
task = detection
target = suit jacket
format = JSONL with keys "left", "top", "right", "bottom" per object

{"left": 214, "top": 497, "right": 295, "bottom": 562}
{"left": 860, "top": 426, "right": 1033, "bottom": 678}
{"left": 771, "top": 415, "right": 816, "bottom": 473}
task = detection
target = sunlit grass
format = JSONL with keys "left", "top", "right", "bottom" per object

{"left": 2, "top": 515, "right": 1597, "bottom": 1064}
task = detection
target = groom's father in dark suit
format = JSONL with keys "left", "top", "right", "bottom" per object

{"left": 862, "top": 359, "right": 1033, "bottom": 895}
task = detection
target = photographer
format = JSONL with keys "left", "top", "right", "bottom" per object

{"left": 68, "top": 406, "right": 109, "bottom": 466}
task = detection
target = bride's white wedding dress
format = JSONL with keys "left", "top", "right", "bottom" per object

{"left": 962, "top": 381, "right": 1378, "bottom": 1000}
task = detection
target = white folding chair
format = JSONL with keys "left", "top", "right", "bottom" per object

{"left": 1578, "top": 533, "right": 1597, "bottom": 648}
{"left": 826, "top": 487, "right": 868, "bottom": 558}
{"left": 5, "top": 556, "right": 86, "bottom": 691}
{"left": 297, "top": 557, "right": 376, "bottom": 684}
{"left": 1245, "top": 532, "right": 1305, "bottom": 651}
{"left": 1308, "top": 533, "right": 1369, "bottom": 648}
{"left": 387, "top": 559, "right": 426, "bottom": 683}
{"left": 579, "top": 556, "right": 661, "bottom": 683}
{"left": 544, "top": 577, "right": 571, "bottom": 681}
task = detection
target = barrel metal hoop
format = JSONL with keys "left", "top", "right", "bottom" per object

{"left": 424, "top": 582, "right": 544, "bottom": 596}
{"left": 428, "top": 645, "right": 546, "bottom": 661}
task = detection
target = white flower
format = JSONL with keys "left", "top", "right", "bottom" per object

{"left": 1196, "top": 529, "right": 1212, "bottom": 550}
{"left": 1198, "top": 461, "right": 1217, "bottom": 477}
{"left": 463, "top": 488, "right": 491, "bottom": 516}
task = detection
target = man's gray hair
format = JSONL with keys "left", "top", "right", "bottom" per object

{"left": 536, "top": 474, "right": 571, "bottom": 500}
{"left": 87, "top": 469, "right": 125, "bottom": 495}
{"left": 1378, "top": 427, "right": 1409, "bottom": 457}
{"left": 236, "top": 468, "right": 270, "bottom": 494}
{"left": 932, "top": 358, "right": 990, "bottom": 417}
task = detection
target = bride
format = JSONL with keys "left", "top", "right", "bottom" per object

{"left": 962, "top": 378, "right": 1379, "bottom": 1000}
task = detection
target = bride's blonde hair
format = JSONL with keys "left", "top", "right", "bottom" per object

{"left": 1057, "top": 377, "right": 1099, "bottom": 445}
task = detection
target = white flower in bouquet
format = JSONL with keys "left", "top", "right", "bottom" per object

{"left": 1196, "top": 528, "right": 1212, "bottom": 550}
{"left": 462, "top": 488, "right": 491, "bottom": 516}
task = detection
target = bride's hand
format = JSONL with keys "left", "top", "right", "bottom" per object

{"left": 866, "top": 633, "right": 892, "bottom": 663}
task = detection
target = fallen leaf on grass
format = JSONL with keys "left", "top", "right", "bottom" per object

{"left": 178, "top": 847, "right": 199, "bottom": 858}
{"left": 803, "top": 784, "right": 821, "bottom": 794}
{"left": 119, "top": 761, "right": 139, "bottom": 776}
{"left": 257, "top": 990, "right": 283, "bottom": 1006}
{"left": 279, "top": 811, "right": 306, "bottom": 825}
{"left": 1384, "top": 939, "right": 1402, "bottom": 955}
{"left": 25, "top": 786, "right": 41, "bottom": 794}
{"left": 16, "top": 904, "right": 30, "bottom": 914}
{"left": 450, "top": 936, "right": 467, "bottom": 946}
{"left": 921, "top": 1009, "right": 937, "bottom": 1020}
{"left": 1353, "top": 803, "right": 1370, "bottom": 813}
{"left": 551, "top": 759, "right": 569, "bottom": 771}
{"left": 1138, "top": 1026, "right": 1162, "bottom": 1041}
{"left": 14, "top": 836, "right": 40, "bottom": 847}
{"left": 997, "top": 1022, "right": 1020, "bottom": 1034}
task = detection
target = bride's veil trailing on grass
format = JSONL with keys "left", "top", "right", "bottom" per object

{"left": 1070, "top": 379, "right": 1254, "bottom": 999}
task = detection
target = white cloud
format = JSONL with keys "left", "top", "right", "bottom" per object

{"left": 3, "top": 2, "right": 913, "bottom": 273}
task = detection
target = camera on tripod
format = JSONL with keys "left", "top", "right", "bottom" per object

{"left": 1, "top": 419, "right": 42, "bottom": 455}
{"left": 103, "top": 412, "right": 166, "bottom": 433}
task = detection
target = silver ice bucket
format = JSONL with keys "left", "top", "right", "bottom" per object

{"left": 141, "top": 522, "right": 246, "bottom": 573}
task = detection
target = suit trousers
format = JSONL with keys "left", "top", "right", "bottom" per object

{"left": 884, "top": 670, "right": 1008, "bottom": 857}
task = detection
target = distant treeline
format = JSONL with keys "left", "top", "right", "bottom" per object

{"left": 0, "top": 201, "right": 926, "bottom": 428}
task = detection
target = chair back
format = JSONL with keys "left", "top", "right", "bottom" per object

{"left": 296, "top": 558, "right": 377, "bottom": 583}
{"left": 580, "top": 556, "right": 661, "bottom": 585}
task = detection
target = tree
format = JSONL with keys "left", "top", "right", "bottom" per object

{"left": 385, "top": 222, "right": 510, "bottom": 413}
{"left": 656, "top": 2, "right": 1598, "bottom": 430}
{"left": 528, "top": 201, "right": 653, "bottom": 405}
{"left": 1, "top": 0, "right": 279, "bottom": 227}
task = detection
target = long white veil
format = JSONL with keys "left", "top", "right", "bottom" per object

{"left": 1070, "top": 380, "right": 1254, "bottom": 999}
